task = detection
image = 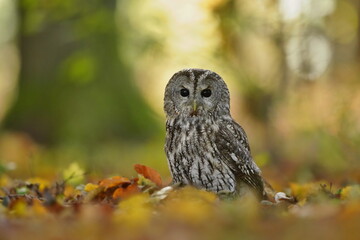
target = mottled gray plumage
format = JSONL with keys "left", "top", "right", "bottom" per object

{"left": 164, "top": 68, "right": 267, "bottom": 199}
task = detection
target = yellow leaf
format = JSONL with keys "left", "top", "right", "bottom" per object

{"left": 64, "top": 185, "right": 78, "bottom": 197}
{"left": 0, "top": 174, "right": 11, "bottom": 187}
{"left": 115, "top": 194, "right": 152, "bottom": 227}
{"left": 10, "top": 199, "right": 28, "bottom": 217}
{"left": 26, "top": 177, "right": 51, "bottom": 192}
{"left": 341, "top": 185, "right": 360, "bottom": 200}
{"left": 161, "top": 186, "right": 217, "bottom": 224}
{"left": 84, "top": 183, "right": 99, "bottom": 192}
{"left": 62, "top": 162, "right": 85, "bottom": 186}
{"left": 289, "top": 182, "right": 325, "bottom": 203}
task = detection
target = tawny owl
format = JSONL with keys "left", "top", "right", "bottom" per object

{"left": 164, "top": 68, "right": 267, "bottom": 199}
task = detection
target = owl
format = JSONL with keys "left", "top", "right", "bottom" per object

{"left": 164, "top": 68, "right": 267, "bottom": 200}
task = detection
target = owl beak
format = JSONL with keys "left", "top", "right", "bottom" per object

{"left": 190, "top": 100, "right": 198, "bottom": 116}
{"left": 193, "top": 101, "right": 197, "bottom": 112}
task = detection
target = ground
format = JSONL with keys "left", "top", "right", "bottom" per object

{"left": 1, "top": 163, "right": 360, "bottom": 240}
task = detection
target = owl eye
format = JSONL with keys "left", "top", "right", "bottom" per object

{"left": 201, "top": 89, "right": 212, "bottom": 97}
{"left": 180, "top": 88, "right": 190, "bottom": 97}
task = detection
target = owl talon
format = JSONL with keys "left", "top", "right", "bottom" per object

{"left": 217, "top": 190, "right": 237, "bottom": 200}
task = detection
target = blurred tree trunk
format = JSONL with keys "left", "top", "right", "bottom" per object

{"left": 3, "top": 0, "right": 160, "bottom": 145}
{"left": 0, "top": 0, "right": 19, "bottom": 126}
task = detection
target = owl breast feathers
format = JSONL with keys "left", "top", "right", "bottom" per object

{"left": 164, "top": 68, "right": 267, "bottom": 199}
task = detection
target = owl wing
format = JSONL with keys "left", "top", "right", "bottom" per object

{"left": 215, "top": 120, "right": 266, "bottom": 199}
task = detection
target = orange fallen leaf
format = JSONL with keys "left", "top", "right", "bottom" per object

{"left": 134, "top": 164, "right": 162, "bottom": 187}
{"left": 113, "top": 183, "right": 140, "bottom": 199}
{"left": 99, "top": 176, "right": 131, "bottom": 190}
{"left": 32, "top": 199, "right": 48, "bottom": 216}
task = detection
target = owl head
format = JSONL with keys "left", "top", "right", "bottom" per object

{"left": 164, "top": 68, "right": 230, "bottom": 119}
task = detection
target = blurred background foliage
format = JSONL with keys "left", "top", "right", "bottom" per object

{"left": 0, "top": 0, "right": 359, "bottom": 187}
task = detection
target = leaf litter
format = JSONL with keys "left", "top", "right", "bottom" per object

{"left": 0, "top": 163, "right": 359, "bottom": 240}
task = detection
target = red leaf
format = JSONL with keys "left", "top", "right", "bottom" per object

{"left": 99, "top": 176, "right": 131, "bottom": 190}
{"left": 112, "top": 183, "right": 140, "bottom": 199}
{"left": 134, "top": 164, "right": 162, "bottom": 187}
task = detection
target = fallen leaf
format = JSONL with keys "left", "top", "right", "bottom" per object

{"left": 26, "top": 177, "right": 50, "bottom": 192}
{"left": 99, "top": 176, "right": 131, "bottom": 190}
{"left": 64, "top": 185, "right": 74, "bottom": 196}
{"left": 161, "top": 186, "right": 217, "bottom": 224}
{"left": 63, "top": 162, "right": 85, "bottom": 186}
{"left": 113, "top": 183, "right": 140, "bottom": 199}
{"left": 84, "top": 183, "right": 99, "bottom": 192}
{"left": 83, "top": 185, "right": 105, "bottom": 203}
{"left": 32, "top": 199, "right": 48, "bottom": 216}
{"left": 10, "top": 199, "right": 28, "bottom": 217}
{"left": 289, "top": 182, "right": 324, "bottom": 203}
{"left": 134, "top": 164, "right": 162, "bottom": 187}
{"left": 0, "top": 174, "right": 12, "bottom": 187}
{"left": 340, "top": 185, "right": 360, "bottom": 200}
{"left": 137, "top": 174, "right": 157, "bottom": 188}
{"left": 115, "top": 194, "right": 152, "bottom": 227}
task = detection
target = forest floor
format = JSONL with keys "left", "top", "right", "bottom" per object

{"left": 1, "top": 163, "right": 360, "bottom": 240}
